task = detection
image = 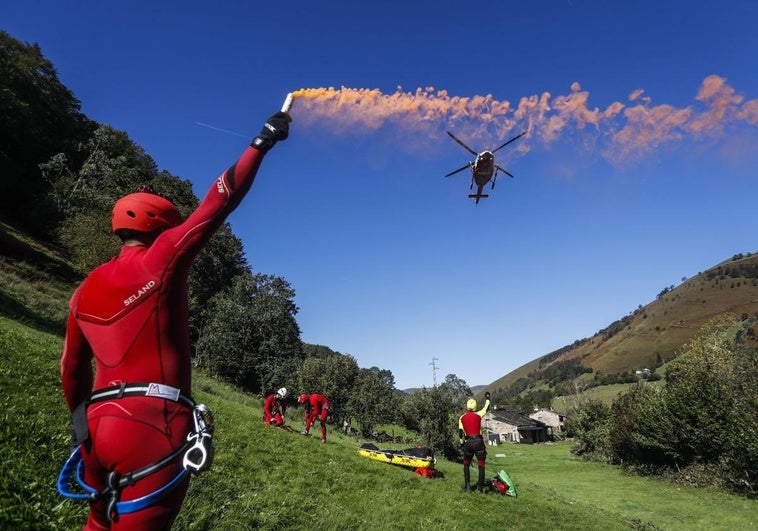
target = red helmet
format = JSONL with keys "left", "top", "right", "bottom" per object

{"left": 298, "top": 394, "right": 308, "bottom": 404}
{"left": 112, "top": 192, "right": 182, "bottom": 233}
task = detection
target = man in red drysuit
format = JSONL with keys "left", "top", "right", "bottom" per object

{"left": 60, "top": 109, "right": 291, "bottom": 530}
{"left": 298, "top": 393, "right": 330, "bottom": 442}
{"left": 263, "top": 387, "right": 288, "bottom": 427}
{"left": 458, "top": 391, "right": 491, "bottom": 493}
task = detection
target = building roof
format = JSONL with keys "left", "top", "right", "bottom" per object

{"left": 486, "top": 406, "right": 547, "bottom": 429}
{"left": 531, "top": 408, "right": 566, "bottom": 420}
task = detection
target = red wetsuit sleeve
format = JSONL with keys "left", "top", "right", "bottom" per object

{"left": 61, "top": 291, "right": 94, "bottom": 411}
{"left": 63, "top": 145, "right": 267, "bottom": 395}
{"left": 263, "top": 395, "right": 273, "bottom": 416}
{"left": 149, "top": 145, "right": 265, "bottom": 267}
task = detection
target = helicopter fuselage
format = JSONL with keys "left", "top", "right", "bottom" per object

{"left": 472, "top": 151, "right": 495, "bottom": 186}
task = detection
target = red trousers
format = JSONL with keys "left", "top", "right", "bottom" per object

{"left": 80, "top": 398, "right": 191, "bottom": 530}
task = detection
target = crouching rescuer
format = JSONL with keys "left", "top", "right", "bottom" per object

{"left": 298, "top": 392, "right": 331, "bottom": 442}
{"left": 57, "top": 106, "right": 291, "bottom": 529}
{"left": 459, "top": 392, "right": 491, "bottom": 493}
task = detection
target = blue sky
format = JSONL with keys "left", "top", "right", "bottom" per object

{"left": 4, "top": 1, "right": 757, "bottom": 390}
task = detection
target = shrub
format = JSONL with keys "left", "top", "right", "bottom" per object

{"left": 565, "top": 398, "right": 611, "bottom": 457}
{"left": 607, "top": 383, "right": 674, "bottom": 468}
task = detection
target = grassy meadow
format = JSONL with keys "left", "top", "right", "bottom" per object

{"left": 1, "top": 225, "right": 755, "bottom": 529}
{"left": 1, "top": 315, "right": 756, "bottom": 530}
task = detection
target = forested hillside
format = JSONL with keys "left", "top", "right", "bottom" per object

{"left": 487, "top": 252, "right": 758, "bottom": 410}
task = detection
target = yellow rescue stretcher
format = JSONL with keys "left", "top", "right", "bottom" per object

{"left": 357, "top": 443, "right": 435, "bottom": 469}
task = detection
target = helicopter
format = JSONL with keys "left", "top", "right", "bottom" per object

{"left": 444, "top": 130, "right": 527, "bottom": 204}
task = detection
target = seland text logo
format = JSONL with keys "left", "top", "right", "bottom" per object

{"left": 124, "top": 280, "right": 156, "bottom": 306}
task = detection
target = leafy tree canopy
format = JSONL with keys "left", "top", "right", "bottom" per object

{"left": 298, "top": 353, "right": 359, "bottom": 423}
{"left": 0, "top": 31, "right": 95, "bottom": 236}
{"left": 196, "top": 272, "right": 302, "bottom": 394}
{"left": 349, "top": 367, "right": 400, "bottom": 436}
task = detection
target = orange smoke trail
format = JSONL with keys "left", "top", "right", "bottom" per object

{"left": 289, "top": 76, "right": 757, "bottom": 164}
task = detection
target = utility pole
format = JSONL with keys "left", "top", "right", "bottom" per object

{"left": 429, "top": 357, "right": 439, "bottom": 387}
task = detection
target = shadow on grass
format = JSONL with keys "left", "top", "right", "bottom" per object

{"left": 0, "top": 291, "right": 65, "bottom": 336}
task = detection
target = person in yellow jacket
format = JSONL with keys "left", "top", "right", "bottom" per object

{"left": 458, "top": 391, "right": 491, "bottom": 493}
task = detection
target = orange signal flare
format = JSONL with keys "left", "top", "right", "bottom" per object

{"left": 287, "top": 77, "right": 757, "bottom": 164}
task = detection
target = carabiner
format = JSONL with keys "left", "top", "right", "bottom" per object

{"left": 193, "top": 404, "right": 215, "bottom": 434}
{"left": 182, "top": 432, "right": 214, "bottom": 473}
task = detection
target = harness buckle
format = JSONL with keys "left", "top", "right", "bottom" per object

{"left": 104, "top": 471, "right": 122, "bottom": 522}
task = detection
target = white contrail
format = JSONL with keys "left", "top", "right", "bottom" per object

{"left": 194, "top": 121, "right": 248, "bottom": 138}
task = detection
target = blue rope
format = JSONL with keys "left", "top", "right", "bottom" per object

{"left": 106, "top": 468, "right": 189, "bottom": 515}
{"left": 57, "top": 446, "right": 90, "bottom": 500}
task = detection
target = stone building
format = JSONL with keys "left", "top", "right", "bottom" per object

{"left": 483, "top": 406, "right": 548, "bottom": 444}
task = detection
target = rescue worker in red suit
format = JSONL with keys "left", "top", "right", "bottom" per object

{"left": 60, "top": 109, "right": 291, "bottom": 530}
{"left": 298, "top": 393, "right": 330, "bottom": 442}
{"left": 263, "top": 387, "right": 288, "bottom": 427}
{"left": 458, "top": 391, "right": 491, "bottom": 493}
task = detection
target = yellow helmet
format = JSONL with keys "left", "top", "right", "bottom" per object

{"left": 466, "top": 398, "right": 477, "bottom": 410}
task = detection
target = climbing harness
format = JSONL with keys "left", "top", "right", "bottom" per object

{"left": 57, "top": 444, "right": 192, "bottom": 521}
{"left": 88, "top": 382, "right": 195, "bottom": 409}
{"left": 57, "top": 387, "right": 215, "bottom": 522}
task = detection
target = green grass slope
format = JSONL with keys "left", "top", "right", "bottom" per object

{"left": 2, "top": 316, "right": 756, "bottom": 530}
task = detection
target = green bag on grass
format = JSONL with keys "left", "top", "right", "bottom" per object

{"left": 498, "top": 469, "right": 517, "bottom": 497}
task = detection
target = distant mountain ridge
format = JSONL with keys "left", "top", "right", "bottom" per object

{"left": 486, "top": 252, "right": 758, "bottom": 394}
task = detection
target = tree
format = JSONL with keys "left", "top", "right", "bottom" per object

{"left": 725, "top": 338, "right": 758, "bottom": 492}
{"left": 401, "top": 386, "right": 460, "bottom": 459}
{"left": 47, "top": 124, "right": 182, "bottom": 272}
{"left": 302, "top": 343, "right": 340, "bottom": 359}
{"left": 196, "top": 272, "right": 302, "bottom": 394}
{"left": 439, "top": 373, "right": 471, "bottom": 408}
{"left": 591, "top": 314, "right": 758, "bottom": 492}
{"left": 664, "top": 315, "right": 737, "bottom": 465}
{"left": 349, "top": 367, "right": 400, "bottom": 437}
{"left": 188, "top": 224, "right": 248, "bottom": 345}
{"left": 0, "top": 31, "right": 95, "bottom": 236}
{"left": 515, "top": 388, "right": 555, "bottom": 414}
{"left": 564, "top": 398, "right": 611, "bottom": 456}
{"left": 57, "top": 210, "right": 120, "bottom": 272}
{"left": 607, "top": 382, "right": 674, "bottom": 468}
{"left": 298, "top": 353, "right": 359, "bottom": 425}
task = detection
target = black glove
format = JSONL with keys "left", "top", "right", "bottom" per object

{"left": 485, "top": 391, "right": 491, "bottom": 400}
{"left": 251, "top": 111, "right": 292, "bottom": 153}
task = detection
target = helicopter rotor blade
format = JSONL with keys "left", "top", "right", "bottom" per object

{"left": 496, "top": 166, "right": 515, "bottom": 179}
{"left": 447, "top": 131, "right": 478, "bottom": 156}
{"left": 445, "top": 163, "right": 471, "bottom": 177}
{"left": 491, "top": 131, "right": 527, "bottom": 154}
